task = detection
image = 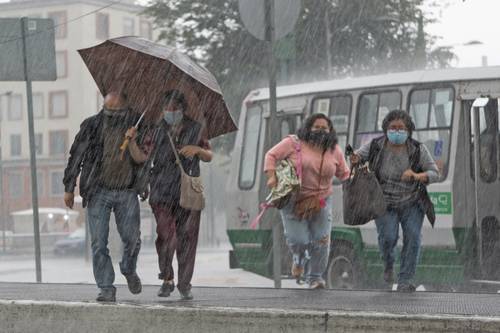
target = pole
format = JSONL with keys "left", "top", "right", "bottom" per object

{"left": 265, "top": 0, "right": 281, "bottom": 289}
{"left": 472, "top": 105, "right": 483, "bottom": 277}
{"left": 21, "top": 17, "right": 42, "bottom": 283}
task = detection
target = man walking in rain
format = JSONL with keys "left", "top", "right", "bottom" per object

{"left": 63, "top": 91, "right": 152, "bottom": 302}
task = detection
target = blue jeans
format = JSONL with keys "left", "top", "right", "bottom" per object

{"left": 87, "top": 188, "right": 141, "bottom": 290}
{"left": 375, "top": 202, "right": 424, "bottom": 285}
{"left": 280, "top": 196, "right": 333, "bottom": 283}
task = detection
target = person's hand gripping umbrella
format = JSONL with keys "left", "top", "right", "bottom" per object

{"left": 119, "top": 111, "right": 146, "bottom": 160}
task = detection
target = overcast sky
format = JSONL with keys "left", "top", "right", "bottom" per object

{"left": 0, "top": 0, "right": 497, "bottom": 67}
{"left": 426, "top": 0, "right": 499, "bottom": 67}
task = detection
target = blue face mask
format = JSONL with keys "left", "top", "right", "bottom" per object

{"left": 163, "top": 110, "right": 183, "bottom": 125}
{"left": 386, "top": 129, "right": 408, "bottom": 145}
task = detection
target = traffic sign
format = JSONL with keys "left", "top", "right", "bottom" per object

{"left": 238, "top": 0, "right": 301, "bottom": 41}
{"left": 0, "top": 18, "right": 56, "bottom": 81}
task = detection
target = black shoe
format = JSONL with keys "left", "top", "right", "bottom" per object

{"left": 397, "top": 283, "right": 416, "bottom": 293}
{"left": 383, "top": 268, "right": 394, "bottom": 284}
{"left": 96, "top": 288, "right": 116, "bottom": 302}
{"left": 125, "top": 272, "right": 142, "bottom": 294}
{"left": 179, "top": 289, "right": 193, "bottom": 300}
{"left": 158, "top": 281, "right": 175, "bottom": 297}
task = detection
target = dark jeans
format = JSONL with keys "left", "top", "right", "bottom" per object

{"left": 375, "top": 203, "right": 424, "bottom": 285}
{"left": 151, "top": 202, "right": 200, "bottom": 291}
{"left": 87, "top": 188, "right": 141, "bottom": 290}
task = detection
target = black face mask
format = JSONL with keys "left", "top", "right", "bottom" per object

{"left": 103, "top": 107, "right": 127, "bottom": 117}
{"left": 308, "top": 130, "right": 330, "bottom": 147}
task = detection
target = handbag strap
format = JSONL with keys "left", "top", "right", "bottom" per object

{"left": 290, "top": 135, "right": 302, "bottom": 181}
{"left": 317, "top": 152, "right": 325, "bottom": 190}
{"left": 166, "top": 132, "right": 187, "bottom": 175}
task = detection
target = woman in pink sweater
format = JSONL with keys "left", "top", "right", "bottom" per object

{"left": 264, "top": 113, "right": 350, "bottom": 289}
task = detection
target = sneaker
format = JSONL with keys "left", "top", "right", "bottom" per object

{"left": 125, "top": 272, "right": 142, "bottom": 294}
{"left": 179, "top": 289, "right": 193, "bottom": 300}
{"left": 383, "top": 268, "right": 394, "bottom": 284}
{"left": 158, "top": 280, "right": 175, "bottom": 297}
{"left": 96, "top": 288, "right": 116, "bottom": 302}
{"left": 397, "top": 283, "right": 416, "bottom": 293}
{"left": 291, "top": 263, "right": 304, "bottom": 279}
{"left": 309, "top": 280, "right": 326, "bottom": 289}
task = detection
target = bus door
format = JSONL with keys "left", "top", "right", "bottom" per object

{"left": 469, "top": 97, "right": 500, "bottom": 280}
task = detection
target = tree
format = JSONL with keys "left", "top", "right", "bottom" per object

{"left": 143, "top": 0, "right": 454, "bottom": 151}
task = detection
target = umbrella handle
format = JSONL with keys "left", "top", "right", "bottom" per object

{"left": 119, "top": 137, "right": 130, "bottom": 161}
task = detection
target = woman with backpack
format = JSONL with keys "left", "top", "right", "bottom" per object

{"left": 350, "top": 110, "right": 439, "bottom": 292}
{"left": 264, "top": 113, "right": 350, "bottom": 289}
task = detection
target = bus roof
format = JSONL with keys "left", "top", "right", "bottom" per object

{"left": 248, "top": 66, "right": 500, "bottom": 102}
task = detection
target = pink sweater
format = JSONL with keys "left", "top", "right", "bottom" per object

{"left": 264, "top": 136, "right": 350, "bottom": 200}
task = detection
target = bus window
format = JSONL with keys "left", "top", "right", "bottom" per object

{"left": 357, "top": 93, "right": 378, "bottom": 133}
{"left": 378, "top": 92, "right": 401, "bottom": 130}
{"left": 313, "top": 98, "right": 330, "bottom": 115}
{"left": 330, "top": 95, "right": 351, "bottom": 151}
{"left": 430, "top": 89, "right": 453, "bottom": 127}
{"left": 239, "top": 105, "right": 263, "bottom": 189}
{"left": 355, "top": 91, "right": 401, "bottom": 147}
{"left": 409, "top": 90, "right": 431, "bottom": 129}
{"left": 410, "top": 87, "right": 454, "bottom": 180}
{"left": 281, "top": 120, "right": 290, "bottom": 137}
{"left": 470, "top": 99, "right": 498, "bottom": 183}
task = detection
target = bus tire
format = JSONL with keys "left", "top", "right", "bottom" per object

{"left": 325, "top": 242, "right": 361, "bottom": 289}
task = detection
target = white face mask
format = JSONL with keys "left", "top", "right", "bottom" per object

{"left": 163, "top": 109, "right": 183, "bottom": 125}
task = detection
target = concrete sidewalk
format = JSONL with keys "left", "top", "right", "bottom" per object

{"left": 1, "top": 282, "right": 500, "bottom": 333}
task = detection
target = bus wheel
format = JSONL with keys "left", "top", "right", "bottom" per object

{"left": 325, "top": 243, "right": 360, "bottom": 289}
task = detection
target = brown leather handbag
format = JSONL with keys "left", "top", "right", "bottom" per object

{"left": 294, "top": 152, "right": 325, "bottom": 220}
{"left": 167, "top": 133, "right": 205, "bottom": 211}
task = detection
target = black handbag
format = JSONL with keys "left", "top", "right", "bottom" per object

{"left": 343, "top": 165, "right": 387, "bottom": 226}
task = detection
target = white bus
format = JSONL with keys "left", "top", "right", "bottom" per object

{"left": 225, "top": 66, "right": 500, "bottom": 290}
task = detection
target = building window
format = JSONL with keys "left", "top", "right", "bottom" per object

{"left": 33, "top": 93, "right": 44, "bottom": 118}
{"left": 10, "top": 134, "right": 22, "bottom": 157}
{"left": 56, "top": 51, "right": 67, "bottom": 78}
{"left": 139, "top": 20, "right": 152, "bottom": 40}
{"left": 49, "top": 130, "right": 68, "bottom": 156}
{"left": 35, "top": 133, "right": 43, "bottom": 155}
{"left": 50, "top": 171, "right": 65, "bottom": 196}
{"left": 48, "top": 11, "right": 67, "bottom": 39}
{"left": 8, "top": 94, "right": 23, "bottom": 121}
{"left": 49, "top": 91, "right": 68, "bottom": 118}
{"left": 8, "top": 172, "right": 23, "bottom": 199}
{"left": 123, "top": 17, "right": 135, "bottom": 35}
{"left": 37, "top": 171, "right": 44, "bottom": 196}
{"left": 96, "top": 13, "right": 109, "bottom": 40}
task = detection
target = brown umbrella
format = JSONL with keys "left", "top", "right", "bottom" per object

{"left": 78, "top": 36, "right": 237, "bottom": 139}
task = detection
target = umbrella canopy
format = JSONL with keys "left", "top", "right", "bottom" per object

{"left": 78, "top": 36, "right": 237, "bottom": 139}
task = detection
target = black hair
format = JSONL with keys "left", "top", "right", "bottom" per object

{"left": 297, "top": 113, "right": 338, "bottom": 150}
{"left": 381, "top": 109, "right": 415, "bottom": 137}
{"left": 164, "top": 89, "right": 188, "bottom": 111}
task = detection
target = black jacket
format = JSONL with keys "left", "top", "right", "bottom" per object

{"left": 63, "top": 110, "right": 150, "bottom": 207}
{"left": 368, "top": 136, "right": 436, "bottom": 226}
{"left": 148, "top": 117, "right": 202, "bottom": 205}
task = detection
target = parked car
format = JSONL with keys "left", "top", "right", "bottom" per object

{"left": 53, "top": 228, "right": 85, "bottom": 255}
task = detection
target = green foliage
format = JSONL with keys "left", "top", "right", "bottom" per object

{"left": 143, "top": 0, "right": 454, "bottom": 151}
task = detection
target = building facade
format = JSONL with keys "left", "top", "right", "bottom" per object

{"left": 0, "top": 0, "right": 155, "bottom": 227}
